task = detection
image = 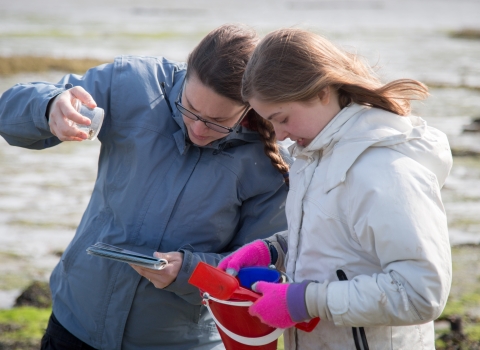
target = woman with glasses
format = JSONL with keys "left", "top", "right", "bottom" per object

{"left": 0, "top": 24, "right": 290, "bottom": 349}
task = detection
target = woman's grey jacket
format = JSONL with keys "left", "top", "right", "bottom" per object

{"left": 0, "top": 55, "right": 289, "bottom": 349}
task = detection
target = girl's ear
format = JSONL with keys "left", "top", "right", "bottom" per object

{"left": 318, "top": 86, "right": 330, "bottom": 105}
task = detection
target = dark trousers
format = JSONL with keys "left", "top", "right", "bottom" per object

{"left": 41, "top": 313, "right": 97, "bottom": 350}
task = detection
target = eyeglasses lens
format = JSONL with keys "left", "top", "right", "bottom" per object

{"left": 176, "top": 103, "right": 231, "bottom": 134}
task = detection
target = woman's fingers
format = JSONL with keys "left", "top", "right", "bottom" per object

{"left": 49, "top": 107, "right": 88, "bottom": 141}
{"left": 69, "top": 86, "right": 97, "bottom": 109}
{"left": 129, "top": 252, "right": 184, "bottom": 289}
{"left": 130, "top": 265, "right": 169, "bottom": 289}
{"left": 48, "top": 87, "right": 96, "bottom": 141}
{"left": 48, "top": 114, "right": 87, "bottom": 141}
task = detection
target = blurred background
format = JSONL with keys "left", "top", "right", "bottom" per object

{"left": 0, "top": 0, "right": 480, "bottom": 348}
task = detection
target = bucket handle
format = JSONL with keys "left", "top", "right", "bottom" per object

{"left": 203, "top": 294, "right": 285, "bottom": 346}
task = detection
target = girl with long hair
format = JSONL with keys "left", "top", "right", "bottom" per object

{"left": 220, "top": 28, "right": 452, "bottom": 350}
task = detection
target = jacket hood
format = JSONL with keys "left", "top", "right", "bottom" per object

{"left": 290, "top": 103, "right": 452, "bottom": 193}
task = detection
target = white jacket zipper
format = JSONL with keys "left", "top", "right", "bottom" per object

{"left": 389, "top": 271, "right": 409, "bottom": 312}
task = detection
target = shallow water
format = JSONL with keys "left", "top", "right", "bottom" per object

{"left": 1, "top": 0, "right": 480, "bottom": 308}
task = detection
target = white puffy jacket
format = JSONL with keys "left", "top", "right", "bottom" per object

{"left": 275, "top": 103, "right": 452, "bottom": 350}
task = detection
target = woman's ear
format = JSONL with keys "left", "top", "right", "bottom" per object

{"left": 318, "top": 86, "right": 330, "bottom": 105}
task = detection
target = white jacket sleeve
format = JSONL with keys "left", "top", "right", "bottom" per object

{"left": 265, "top": 230, "right": 288, "bottom": 271}
{"left": 312, "top": 148, "right": 452, "bottom": 327}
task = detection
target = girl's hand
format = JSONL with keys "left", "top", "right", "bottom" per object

{"left": 130, "top": 251, "right": 184, "bottom": 289}
{"left": 218, "top": 240, "right": 271, "bottom": 276}
{"left": 48, "top": 86, "right": 95, "bottom": 141}
{"left": 249, "top": 280, "right": 314, "bottom": 329}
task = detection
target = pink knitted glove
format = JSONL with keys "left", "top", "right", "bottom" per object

{"left": 249, "top": 280, "right": 313, "bottom": 329}
{"left": 218, "top": 240, "right": 271, "bottom": 276}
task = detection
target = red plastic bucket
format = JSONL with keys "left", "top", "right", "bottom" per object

{"left": 203, "top": 293, "right": 284, "bottom": 350}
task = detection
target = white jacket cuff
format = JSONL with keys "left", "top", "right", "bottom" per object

{"left": 305, "top": 280, "right": 332, "bottom": 321}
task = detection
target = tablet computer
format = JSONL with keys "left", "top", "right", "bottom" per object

{"left": 86, "top": 242, "right": 168, "bottom": 270}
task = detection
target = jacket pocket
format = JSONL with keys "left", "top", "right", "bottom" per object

{"left": 61, "top": 208, "right": 110, "bottom": 275}
{"left": 389, "top": 271, "right": 424, "bottom": 322}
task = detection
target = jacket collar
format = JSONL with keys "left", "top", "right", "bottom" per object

{"left": 289, "top": 103, "right": 366, "bottom": 160}
{"left": 290, "top": 103, "right": 428, "bottom": 193}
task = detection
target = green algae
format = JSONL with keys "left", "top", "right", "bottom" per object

{"left": 0, "top": 56, "right": 109, "bottom": 76}
{"left": 0, "top": 307, "right": 51, "bottom": 345}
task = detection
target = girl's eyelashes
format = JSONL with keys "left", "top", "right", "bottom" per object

{"left": 279, "top": 117, "right": 288, "bottom": 124}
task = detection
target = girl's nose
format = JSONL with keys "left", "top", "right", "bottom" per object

{"left": 273, "top": 126, "right": 288, "bottom": 141}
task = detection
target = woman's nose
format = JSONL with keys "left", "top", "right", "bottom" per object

{"left": 192, "top": 119, "right": 209, "bottom": 134}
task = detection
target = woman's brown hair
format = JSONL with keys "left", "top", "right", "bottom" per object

{"left": 187, "top": 24, "right": 289, "bottom": 184}
{"left": 242, "top": 28, "right": 428, "bottom": 116}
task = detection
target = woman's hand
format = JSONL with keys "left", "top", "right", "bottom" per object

{"left": 48, "top": 86, "right": 95, "bottom": 141}
{"left": 130, "top": 251, "right": 184, "bottom": 289}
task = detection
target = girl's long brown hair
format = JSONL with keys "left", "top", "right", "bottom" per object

{"left": 187, "top": 24, "right": 289, "bottom": 183}
{"left": 242, "top": 28, "right": 428, "bottom": 117}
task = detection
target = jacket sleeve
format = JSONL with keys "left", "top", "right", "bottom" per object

{"left": 165, "top": 181, "right": 289, "bottom": 304}
{"left": 229, "top": 182, "right": 289, "bottom": 251}
{"left": 264, "top": 230, "right": 288, "bottom": 270}
{"left": 0, "top": 62, "right": 113, "bottom": 149}
{"left": 310, "top": 148, "right": 452, "bottom": 327}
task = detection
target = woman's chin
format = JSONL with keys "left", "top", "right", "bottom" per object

{"left": 187, "top": 131, "right": 213, "bottom": 146}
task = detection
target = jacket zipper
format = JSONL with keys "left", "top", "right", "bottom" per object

{"left": 389, "top": 271, "right": 423, "bottom": 320}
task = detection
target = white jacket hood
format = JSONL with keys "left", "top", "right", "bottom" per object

{"left": 289, "top": 103, "right": 452, "bottom": 193}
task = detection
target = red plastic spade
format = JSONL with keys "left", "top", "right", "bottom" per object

{"left": 188, "top": 261, "right": 260, "bottom": 302}
{"left": 189, "top": 262, "right": 320, "bottom": 332}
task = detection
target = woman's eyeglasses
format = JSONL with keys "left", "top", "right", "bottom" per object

{"left": 161, "top": 78, "right": 249, "bottom": 134}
